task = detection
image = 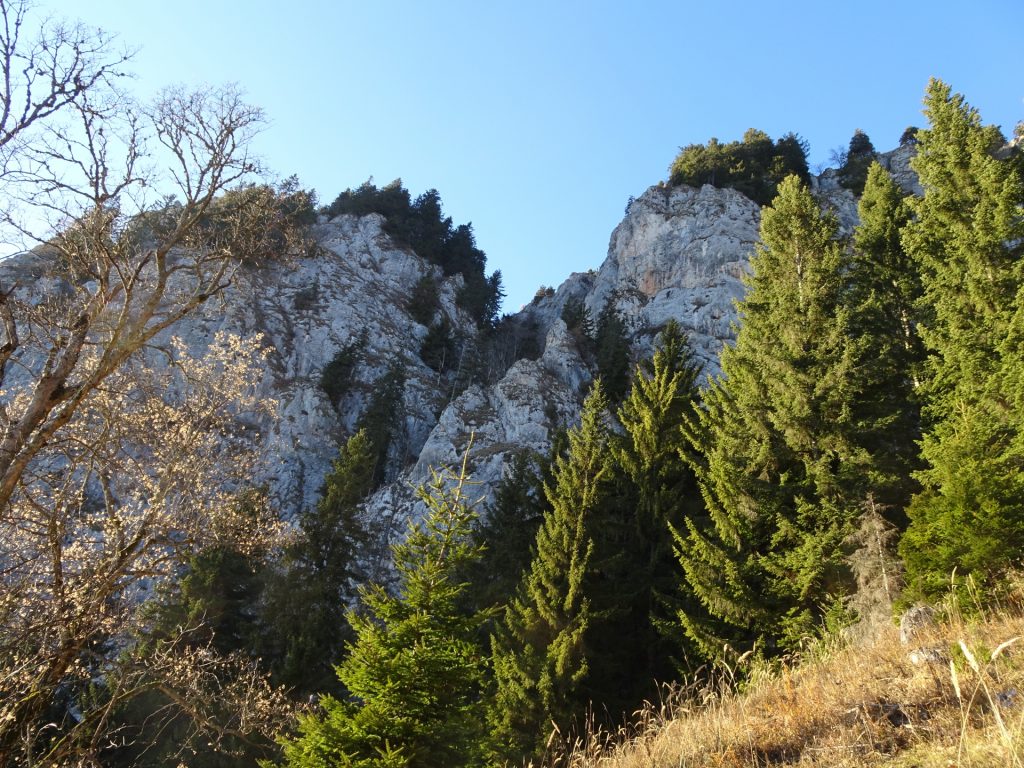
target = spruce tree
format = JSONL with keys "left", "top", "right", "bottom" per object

{"left": 678, "top": 175, "right": 871, "bottom": 655}
{"left": 594, "top": 298, "right": 632, "bottom": 403}
{"left": 357, "top": 363, "right": 407, "bottom": 489}
{"left": 898, "top": 80, "right": 1024, "bottom": 600}
{"left": 613, "top": 320, "right": 704, "bottom": 678}
{"left": 848, "top": 162, "right": 924, "bottom": 523}
{"left": 462, "top": 450, "right": 547, "bottom": 617}
{"left": 260, "top": 430, "right": 375, "bottom": 694}
{"left": 488, "top": 382, "right": 613, "bottom": 765}
{"left": 275, "top": 460, "right": 488, "bottom": 768}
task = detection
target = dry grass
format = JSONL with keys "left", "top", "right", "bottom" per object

{"left": 544, "top": 586, "right": 1024, "bottom": 767}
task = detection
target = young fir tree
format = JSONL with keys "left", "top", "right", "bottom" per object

{"left": 613, "top": 320, "right": 704, "bottom": 678}
{"left": 678, "top": 175, "right": 871, "bottom": 656}
{"left": 488, "top": 382, "right": 614, "bottom": 765}
{"left": 898, "top": 80, "right": 1024, "bottom": 600}
{"left": 260, "top": 430, "right": 375, "bottom": 695}
{"left": 275, "top": 458, "right": 489, "bottom": 768}
{"left": 837, "top": 129, "right": 877, "bottom": 195}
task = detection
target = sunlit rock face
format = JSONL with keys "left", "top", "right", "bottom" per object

{"left": 408, "top": 150, "right": 921, "bottom": 508}
{"left": 394, "top": 182, "right": 764, "bottom": 513}
{"left": 3, "top": 148, "right": 921, "bottom": 531}
{"left": 162, "top": 212, "right": 480, "bottom": 520}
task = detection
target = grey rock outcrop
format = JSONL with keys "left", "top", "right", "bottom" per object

{"left": 4, "top": 145, "right": 923, "bottom": 535}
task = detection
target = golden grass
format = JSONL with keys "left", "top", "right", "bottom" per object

{"left": 544, "top": 589, "right": 1024, "bottom": 767}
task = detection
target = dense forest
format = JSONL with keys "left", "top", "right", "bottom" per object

{"left": 1, "top": 1, "right": 1023, "bottom": 763}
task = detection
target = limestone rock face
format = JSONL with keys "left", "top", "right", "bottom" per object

{"left": 0, "top": 213, "right": 478, "bottom": 520}
{"left": 5, "top": 146, "right": 923, "bottom": 533}
{"left": 392, "top": 183, "right": 763, "bottom": 511}
{"left": 408, "top": 151, "right": 920, "bottom": 509}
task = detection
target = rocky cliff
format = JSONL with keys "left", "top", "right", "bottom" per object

{"left": 0, "top": 144, "right": 918, "bottom": 532}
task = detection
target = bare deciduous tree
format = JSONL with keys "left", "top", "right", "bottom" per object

{"left": 0, "top": 2, "right": 304, "bottom": 764}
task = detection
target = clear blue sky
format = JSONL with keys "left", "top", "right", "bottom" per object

{"left": 45, "top": 0, "right": 1023, "bottom": 311}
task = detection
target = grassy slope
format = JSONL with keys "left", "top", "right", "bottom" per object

{"left": 548, "top": 591, "right": 1024, "bottom": 767}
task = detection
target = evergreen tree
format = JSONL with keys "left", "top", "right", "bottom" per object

{"left": 489, "top": 382, "right": 613, "bottom": 765}
{"left": 462, "top": 450, "right": 547, "bottom": 617}
{"left": 898, "top": 80, "right": 1024, "bottom": 600}
{"left": 594, "top": 298, "right": 632, "bottom": 403}
{"left": 275, "top": 460, "right": 488, "bottom": 768}
{"left": 614, "top": 320, "right": 704, "bottom": 677}
{"left": 678, "top": 176, "right": 871, "bottom": 656}
{"left": 838, "top": 129, "right": 877, "bottom": 195}
{"left": 848, "top": 162, "right": 924, "bottom": 524}
{"left": 357, "top": 364, "right": 407, "bottom": 489}
{"left": 260, "top": 431, "right": 376, "bottom": 695}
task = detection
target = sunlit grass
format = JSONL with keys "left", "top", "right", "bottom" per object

{"left": 542, "top": 576, "right": 1024, "bottom": 767}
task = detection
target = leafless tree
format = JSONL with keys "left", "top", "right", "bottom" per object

{"left": 0, "top": 2, "right": 305, "bottom": 763}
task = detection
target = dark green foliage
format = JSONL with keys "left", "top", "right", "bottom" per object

{"left": 459, "top": 268, "right": 505, "bottom": 328}
{"left": 144, "top": 489, "right": 271, "bottom": 656}
{"left": 324, "top": 178, "right": 412, "bottom": 220}
{"left": 898, "top": 80, "right": 1024, "bottom": 601}
{"left": 594, "top": 299, "right": 631, "bottom": 403}
{"left": 561, "top": 295, "right": 594, "bottom": 349}
{"left": 325, "top": 180, "right": 502, "bottom": 327}
{"left": 489, "top": 383, "right": 613, "bottom": 764}
{"left": 320, "top": 331, "right": 369, "bottom": 410}
{"left": 678, "top": 176, "right": 896, "bottom": 656}
{"left": 668, "top": 129, "right": 810, "bottom": 205}
{"left": 462, "top": 450, "right": 548, "bottom": 618}
{"left": 259, "top": 431, "right": 376, "bottom": 696}
{"left": 275, "top": 464, "right": 489, "bottom": 768}
{"left": 849, "top": 163, "right": 924, "bottom": 524}
{"left": 900, "top": 126, "right": 920, "bottom": 146}
{"left": 561, "top": 295, "right": 592, "bottom": 333}
{"left": 614, "top": 320, "right": 704, "bottom": 676}
{"left": 837, "top": 129, "right": 877, "bottom": 195}
{"left": 408, "top": 274, "right": 441, "bottom": 326}
{"left": 356, "top": 363, "right": 407, "bottom": 489}
{"left": 421, "top": 317, "right": 457, "bottom": 372}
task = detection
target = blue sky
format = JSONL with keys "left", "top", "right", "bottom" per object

{"left": 46, "top": 1, "right": 1023, "bottom": 311}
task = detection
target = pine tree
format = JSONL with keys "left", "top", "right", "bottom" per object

{"left": 678, "top": 176, "right": 869, "bottom": 655}
{"left": 898, "top": 80, "right": 1024, "bottom": 600}
{"left": 488, "top": 382, "right": 613, "bottom": 764}
{"left": 613, "top": 320, "right": 704, "bottom": 678}
{"left": 260, "top": 430, "right": 375, "bottom": 695}
{"left": 275, "top": 458, "right": 488, "bottom": 768}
